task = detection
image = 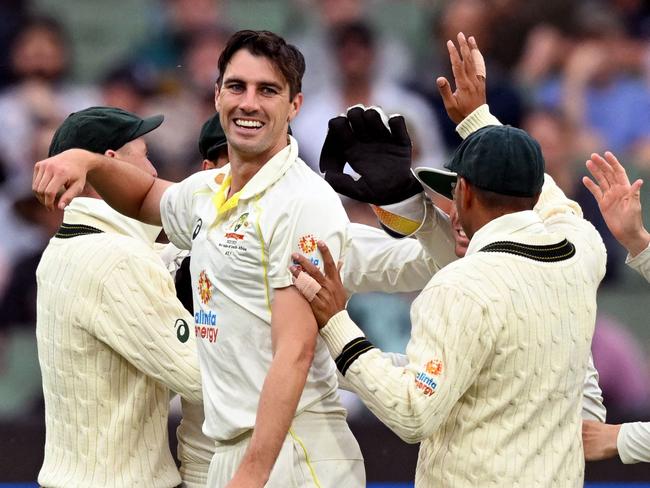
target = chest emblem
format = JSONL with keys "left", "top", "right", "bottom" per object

{"left": 197, "top": 270, "right": 214, "bottom": 305}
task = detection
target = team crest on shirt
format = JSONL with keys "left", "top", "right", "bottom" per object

{"left": 415, "top": 359, "right": 443, "bottom": 397}
{"left": 197, "top": 270, "right": 213, "bottom": 305}
{"left": 224, "top": 212, "right": 249, "bottom": 240}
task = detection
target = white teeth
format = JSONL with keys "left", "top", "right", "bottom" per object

{"left": 235, "top": 119, "right": 262, "bottom": 128}
{"left": 458, "top": 229, "right": 467, "bottom": 238}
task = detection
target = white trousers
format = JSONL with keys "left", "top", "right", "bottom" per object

{"left": 206, "top": 410, "right": 365, "bottom": 487}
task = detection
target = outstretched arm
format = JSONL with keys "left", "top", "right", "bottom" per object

{"left": 582, "top": 151, "right": 650, "bottom": 257}
{"left": 32, "top": 148, "right": 170, "bottom": 225}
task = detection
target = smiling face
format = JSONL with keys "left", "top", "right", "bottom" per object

{"left": 215, "top": 49, "right": 302, "bottom": 165}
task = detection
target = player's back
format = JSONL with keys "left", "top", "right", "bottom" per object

{"left": 415, "top": 212, "right": 602, "bottom": 488}
{"left": 36, "top": 233, "right": 182, "bottom": 488}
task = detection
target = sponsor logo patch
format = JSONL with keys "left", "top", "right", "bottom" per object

{"left": 175, "top": 318, "right": 190, "bottom": 343}
{"left": 192, "top": 218, "right": 202, "bottom": 239}
{"left": 414, "top": 359, "right": 443, "bottom": 397}
{"left": 197, "top": 270, "right": 213, "bottom": 305}
{"left": 298, "top": 234, "right": 318, "bottom": 254}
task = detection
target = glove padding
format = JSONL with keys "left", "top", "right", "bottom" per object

{"left": 319, "top": 106, "right": 423, "bottom": 205}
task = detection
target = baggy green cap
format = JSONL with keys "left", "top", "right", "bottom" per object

{"left": 48, "top": 106, "right": 164, "bottom": 157}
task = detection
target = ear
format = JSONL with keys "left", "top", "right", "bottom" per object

{"left": 288, "top": 92, "right": 303, "bottom": 122}
{"left": 215, "top": 83, "right": 222, "bottom": 112}
{"left": 459, "top": 177, "right": 472, "bottom": 209}
{"left": 202, "top": 159, "right": 216, "bottom": 171}
{"left": 104, "top": 149, "right": 117, "bottom": 159}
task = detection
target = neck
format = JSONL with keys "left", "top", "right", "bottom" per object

{"left": 228, "top": 160, "right": 264, "bottom": 196}
{"left": 227, "top": 136, "right": 290, "bottom": 196}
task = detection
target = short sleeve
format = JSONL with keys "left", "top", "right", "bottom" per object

{"left": 160, "top": 172, "right": 210, "bottom": 250}
{"left": 266, "top": 193, "right": 349, "bottom": 289}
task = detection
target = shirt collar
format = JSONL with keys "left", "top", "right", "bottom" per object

{"left": 63, "top": 197, "right": 162, "bottom": 245}
{"left": 465, "top": 210, "right": 548, "bottom": 256}
{"left": 210, "top": 135, "right": 299, "bottom": 218}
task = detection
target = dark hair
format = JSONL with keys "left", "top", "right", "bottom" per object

{"left": 471, "top": 183, "right": 540, "bottom": 212}
{"left": 216, "top": 30, "right": 305, "bottom": 99}
{"left": 332, "top": 21, "right": 375, "bottom": 50}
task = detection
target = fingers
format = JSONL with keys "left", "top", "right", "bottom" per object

{"left": 319, "top": 117, "right": 355, "bottom": 174}
{"left": 317, "top": 240, "right": 339, "bottom": 282}
{"left": 57, "top": 181, "right": 84, "bottom": 210}
{"left": 291, "top": 252, "right": 326, "bottom": 285}
{"left": 363, "top": 108, "right": 392, "bottom": 142}
{"left": 631, "top": 178, "right": 644, "bottom": 196}
{"left": 586, "top": 155, "right": 612, "bottom": 191}
{"left": 582, "top": 175, "right": 603, "bottom": 203}
{"left": 323, "top": 171, "right": 368, "bottom": 201}
{"left": 447, "top": 39, "right": 467, "bottom": 88}
{"left": 387, "top": 115, "right": 412, "bottom": 148}
{"left": 347, "top": 106, "right": 371, "bottom": 142}
{"left": 603, "top": 150, "right": 631, "bottom": 185}
{"left": 436, "top": 76, "right": 456, "bottom": 113}
{"left": 469, "top": 36, "right": 486, "bottom": 79}
{"left": 457, "top": 32, "right": 475, "bottom": 81}
{"left": 292, "top": 271, "right": 322, "bottom": 302}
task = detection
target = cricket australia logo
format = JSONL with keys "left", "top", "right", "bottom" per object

{"left": 197, "top": 270, "right": 213, "bottom": 305}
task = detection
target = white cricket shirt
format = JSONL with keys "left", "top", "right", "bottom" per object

{"left": 161, "top": 136, "right": 348, "bottom": 441}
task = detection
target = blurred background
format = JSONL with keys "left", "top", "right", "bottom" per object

{"left": 0, "top": 0, "right": 649, "bottom": 484}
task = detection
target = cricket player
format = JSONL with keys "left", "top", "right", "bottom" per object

{"left": 292, "top": 97, "right": 607, "bottom": 487}
{"left": 35, "top": 107, "right": 211, "bottom": 488}
{"left": 581, "top": 151, "right": 650, "bottom": 464}
{"left": 33, "top": 30, "right": 365, "bottom": 487}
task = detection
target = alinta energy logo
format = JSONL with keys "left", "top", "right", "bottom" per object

{"left": 297, "top": 234, "right": 320, "bottom": 266}
{"left": 415, "top": 359, "right": 444, "bottom": 397}
{"left": 298, "top": 234, "right": 318, "bottom": 254}
{"left": 197, "top": 270, "right": 213, "bottom": 305}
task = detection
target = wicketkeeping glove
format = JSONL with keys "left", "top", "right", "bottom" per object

{"left": 319, "top": 106, "right": 423, "bottom": 205}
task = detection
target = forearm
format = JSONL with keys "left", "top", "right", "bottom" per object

{"left": 621, "top": 229, "right": 650, "bottom": 259}
{"left": 87, "top": 154, "right": 169, "bottom": 225}
{"left": 235, "top": 350, "right": 312, "bottom": 484}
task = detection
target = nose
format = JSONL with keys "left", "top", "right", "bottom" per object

{"left": 238, "top": 86, "right": 260, "bottom": 113}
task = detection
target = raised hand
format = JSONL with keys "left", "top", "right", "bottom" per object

{"left": 319, "top": 105, "right": 422, "bottom": 205}
{"left": 436, "top": 32, "right": 487, "bottom": 124}
{"left": 33, "top": 148, "right": 94, "bottom": 210}
{"left": 582, "top": 151, "right": 650, "bottom": 256}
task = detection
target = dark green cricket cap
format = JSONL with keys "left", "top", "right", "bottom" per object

{"left": 48, "top": 106, "right": 164, "bottom": 157}
{"left": 198, "top": 113, "right": 227, "bottom": 161}
{"left": 413, "top": 125, "right": 545, "bottom": 199}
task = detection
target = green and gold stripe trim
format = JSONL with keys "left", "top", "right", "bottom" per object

{"left": 479, "top": 239, "right": 576, "bottom": 262}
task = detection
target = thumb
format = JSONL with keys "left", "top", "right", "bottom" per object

{"left": 57, "top": 181, "right": 84, "bottom": 209}
{"left": 632, "top": 178, "right": 644, "bottom": 197}
{"left": 324, "top": 171, "right": 367, "bottom": 201}
{"left": 437, "top": 77, "right": 454, "bottom": 106}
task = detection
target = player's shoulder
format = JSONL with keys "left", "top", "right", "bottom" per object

{"left": 281, "top": 157, "right": 340, "bottom": 201}
{"left": 172, "top": 165, "right": 230, "bottom": 196}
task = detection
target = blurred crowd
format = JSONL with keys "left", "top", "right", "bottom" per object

{"left": 0, "top": 0, "right": 649, "bottom": 426}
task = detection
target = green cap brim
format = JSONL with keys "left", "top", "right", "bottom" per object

{"left": 412, "top": 167, "right": 457, "bottom": 199}
{"left": 130, "top": 114, "right": 164, "bottom": 140}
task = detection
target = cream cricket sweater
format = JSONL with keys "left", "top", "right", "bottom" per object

{"left": 36, "top": 198, "right": 203, "bottom": 488}
{"left": 617, "top": 244, "right": 650, "bottom": 464}
{"left": 321, "top": 177, "right": 607, "bottom": 487}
